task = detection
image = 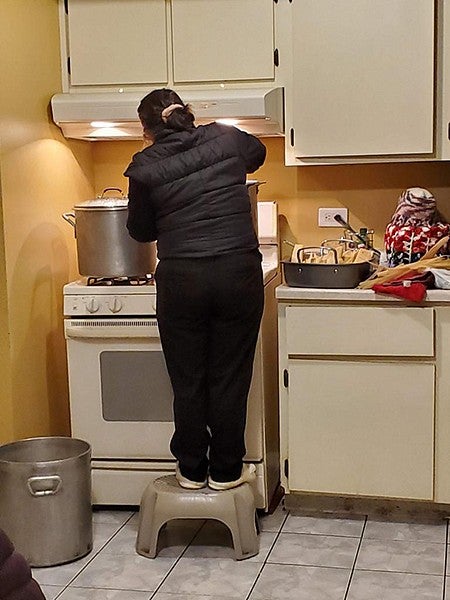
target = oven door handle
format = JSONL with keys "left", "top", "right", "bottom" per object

{"left": 65, "top": 322, "right": 160, "bottom": 339}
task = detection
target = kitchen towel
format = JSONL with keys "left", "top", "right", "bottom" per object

{"left": 372, "top": 270, "right": 435, "bottom": 302}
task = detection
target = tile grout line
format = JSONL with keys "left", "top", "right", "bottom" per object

{"left": 148, "top": 519, "right": 209, "bottom": 599}
{"left": 276, "top": 530, "right": 372, "bottom": 539}
{"left": 342, "top": 514, "right": 368, "bottom": 600}
{"left": 51, "top": 513, "right": 137, "bottom": 599}
{"left": 244, "top": 507, "right": 291, "bottom": 600}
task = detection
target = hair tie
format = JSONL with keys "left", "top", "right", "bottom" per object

{"left": 161, "top": 103, "right": 184, "bottom": 123}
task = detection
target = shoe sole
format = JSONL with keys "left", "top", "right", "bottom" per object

{"left": 178, "top": 482, "right": 207, "bottom": 490}
{"left": 175, "top": 466, "right": 207, "bottom": 490}
{"left": 208, "top": 468, "right": 256, "bottom": 491}
{"left": 208, "top": 478, "right": 255, "bottom": 491}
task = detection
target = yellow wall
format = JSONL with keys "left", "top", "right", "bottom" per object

{"left": 92, "top": 137, "right": 450, "bottom": 260}
{"left": 3, "top": 3, "right": 450, "bottom": 443}
{"left": 258, "top": 139, "right": 450, "bottom": 258}
{"left": 0, "top": 1, "right": 94, "bottom": 443}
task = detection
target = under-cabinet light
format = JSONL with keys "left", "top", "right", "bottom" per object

{"left": 90, "top": 121, "right": 116, "bottom": 128}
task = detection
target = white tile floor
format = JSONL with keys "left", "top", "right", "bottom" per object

{"left": 32, "top": 503, "right": 450, "bottom": 600}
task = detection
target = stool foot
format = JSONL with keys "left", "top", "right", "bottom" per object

{"left": 136, "top": 483, "right": 165, "bottom": 558}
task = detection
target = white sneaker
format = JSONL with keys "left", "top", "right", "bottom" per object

{"left": 175, "top": 464, "right": 207, "bottom": 490}
{"left": 208, "top": 464, "right": 257, "bottom": 491}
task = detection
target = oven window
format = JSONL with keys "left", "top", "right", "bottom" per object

{"left": 100, "top": 351, "right": 173, "bottom": 421}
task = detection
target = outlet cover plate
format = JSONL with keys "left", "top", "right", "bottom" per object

{"left": 318, "top": 208, "right": 348, "bottom": 227}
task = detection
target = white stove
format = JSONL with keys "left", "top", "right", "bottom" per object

{"left": 63, "top": 247, "right": 277, "bottom": 318}
{"left": 63, "top": 279, "right": 157, "bottom": 317}
{"left": 63, "top": 202, "right": 281, "bottom": 510}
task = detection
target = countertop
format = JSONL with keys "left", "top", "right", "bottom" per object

{"left": 261, "top": 245, "right": 279, "bottom": 285}
{"left": 276, "top": 284, "right": 450, "bottom": 303}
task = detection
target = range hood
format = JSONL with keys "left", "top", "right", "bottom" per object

{"left": 51, "top": 87, "right": 284, "bottom": 140}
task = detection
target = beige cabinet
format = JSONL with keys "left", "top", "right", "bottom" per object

{"left": 288, "top": 361, "right": 434, "bottom": 499}
{"left": 434, "top": 308, "right": 450, "bottom": 503}
{"left": 66, "top": 0, "right": 168, "bottom": 86}
{"left": 279, "top": 303, "right": 436, "bottom": 500}
{"left": 437, "top": 2, "right": 450, "bottom": 160}
{"left": 64, "top": 0, "right": 275, "bottom": 88}
{"left": 288, "top": 0, "right": 435, "bottom": 160}
{"left": 171, "top": 0, "right": 274, "bottom": 83}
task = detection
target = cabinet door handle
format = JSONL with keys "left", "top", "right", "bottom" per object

{"left": 283, "top": 369, "right": 289, "bottom": 388}
{"left": 290, "top": 128, "right": 295, "bottom": 147}
{"left": 274, "top": 48, "right": 279, "bottom": 67}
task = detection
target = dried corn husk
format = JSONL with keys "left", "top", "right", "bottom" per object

{"left": 354, "top": 248, "right": 373, "bottom": 264}
{"left": 358, "top": 256, "right": 450, "bottom": 289}
{"left": 291, "top": 245, "right": 376, "bottom": 265}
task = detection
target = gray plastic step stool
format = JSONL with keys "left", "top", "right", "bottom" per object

{"left": 136, "top": 475, "right": 259, "bottom": 560}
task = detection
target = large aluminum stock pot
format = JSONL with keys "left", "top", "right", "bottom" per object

{"left": 0, "top": 437, "right": 92, "bottom": 567}
{"left": 63, "top": 188, "right": 156, "bottom": 278}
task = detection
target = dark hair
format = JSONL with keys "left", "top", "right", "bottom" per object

{"left": 138, "top": 88, "right": 195, "bottom": 136}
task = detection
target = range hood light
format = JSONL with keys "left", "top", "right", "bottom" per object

{"left": 216, "top": 118, "right": 239, "bottom": 126}
{"left": 90, "top": 121, "right": 116, "bottom": 128}
{"left": 87, "top": 127, "right": 129, "bottom": 138}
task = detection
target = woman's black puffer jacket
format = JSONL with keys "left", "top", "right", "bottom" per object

{"left": 0, "top": 529, "right": 45, "bottom": 600}
{"left": 124, "top": 122, "right": 266, "bottom": 259}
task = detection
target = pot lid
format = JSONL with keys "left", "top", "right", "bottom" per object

{"left": 74, "top": 197, "right": 129, "bottom": 209}
{"left": 74, "top": 187, "right": 128, "bottom": 209}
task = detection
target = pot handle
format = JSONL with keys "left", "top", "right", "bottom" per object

{"left": 297, "top": 246, "right": 339, "bottom": 264}
{"left": 100, "top": 187, "right": 124, "bottom": 198}
{"left": 62, "top": 212, "right": 76, "bottom": 227}
{"left": 321, "top": 238, "right": 356, "bottom": 249}
{"left": 27, "top": 475, "right": 62, "bottom": 496}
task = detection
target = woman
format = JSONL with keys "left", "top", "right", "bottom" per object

{"left": 125, "top": 88, "right": 267, "bottom": 490}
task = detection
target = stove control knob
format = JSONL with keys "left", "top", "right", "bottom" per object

{"left": 109, "top": 297, "right": 123, "bottom": 313}
{"left": 85, "top": 298, "right": 100, "bottom": 313}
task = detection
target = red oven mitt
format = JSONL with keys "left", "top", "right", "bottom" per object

{"left": 372, "top": 270, "right": 435, "bottom": 302}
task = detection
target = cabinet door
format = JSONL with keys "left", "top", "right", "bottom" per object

{"left": 434, "top": 308, "right": 450, "bottom": 502}
{"left": 67, "top": 0, "right": 168, "bottom": 86}
{"left": 171, "top": 0, "right": 274, "bottom": 83}
{"left": 291, "top": 0, "right": 434, "bottom": 158}
{"left": 285, "top": 306, "right": 434, "bottom": 357}
{"left": 288, "top": 361, "right": 434, "bottom": 499}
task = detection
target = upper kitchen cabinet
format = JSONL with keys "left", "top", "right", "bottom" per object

{"left": 61, "top": 0, "right": 277, "bottom": 90}
{"left": 171, "top": 0, "right": 275, "bottom": 83}
{"left": 65, "top": 0, "right": 168, "bottom": 87}
{"left": 438, "top": 1, "right": 450, "bottom": 160}
{"left": 285, "top": 0, "right": 435, "bottom": 165}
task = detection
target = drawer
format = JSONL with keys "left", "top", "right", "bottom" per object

{"left": 285, "top": 306, "right": 434, "bottom": 357}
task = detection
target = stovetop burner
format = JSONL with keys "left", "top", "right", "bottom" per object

{"left": 87, "top": 275, "right": 154, "bottom": 286}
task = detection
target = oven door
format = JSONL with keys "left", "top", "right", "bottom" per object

{"left": 64, "top": 318, "right": 174, "bottom": 459}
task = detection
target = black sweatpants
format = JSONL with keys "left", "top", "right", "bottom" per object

{"left": 155, "top": 249, "right": 264, "bottom": 482}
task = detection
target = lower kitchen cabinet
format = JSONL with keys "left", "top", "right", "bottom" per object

{"left": 287, "top": 360, "right": 434, "bottom": 499}
{"left": 277, "top": 291, "right": 450, "bottom": 504}
{"left": 434, "top": 307, "right": 450, "bottom": 503}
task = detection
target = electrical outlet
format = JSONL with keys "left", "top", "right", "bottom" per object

{"left": 318, "top": 208, "right": 348, "bottom": 227}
